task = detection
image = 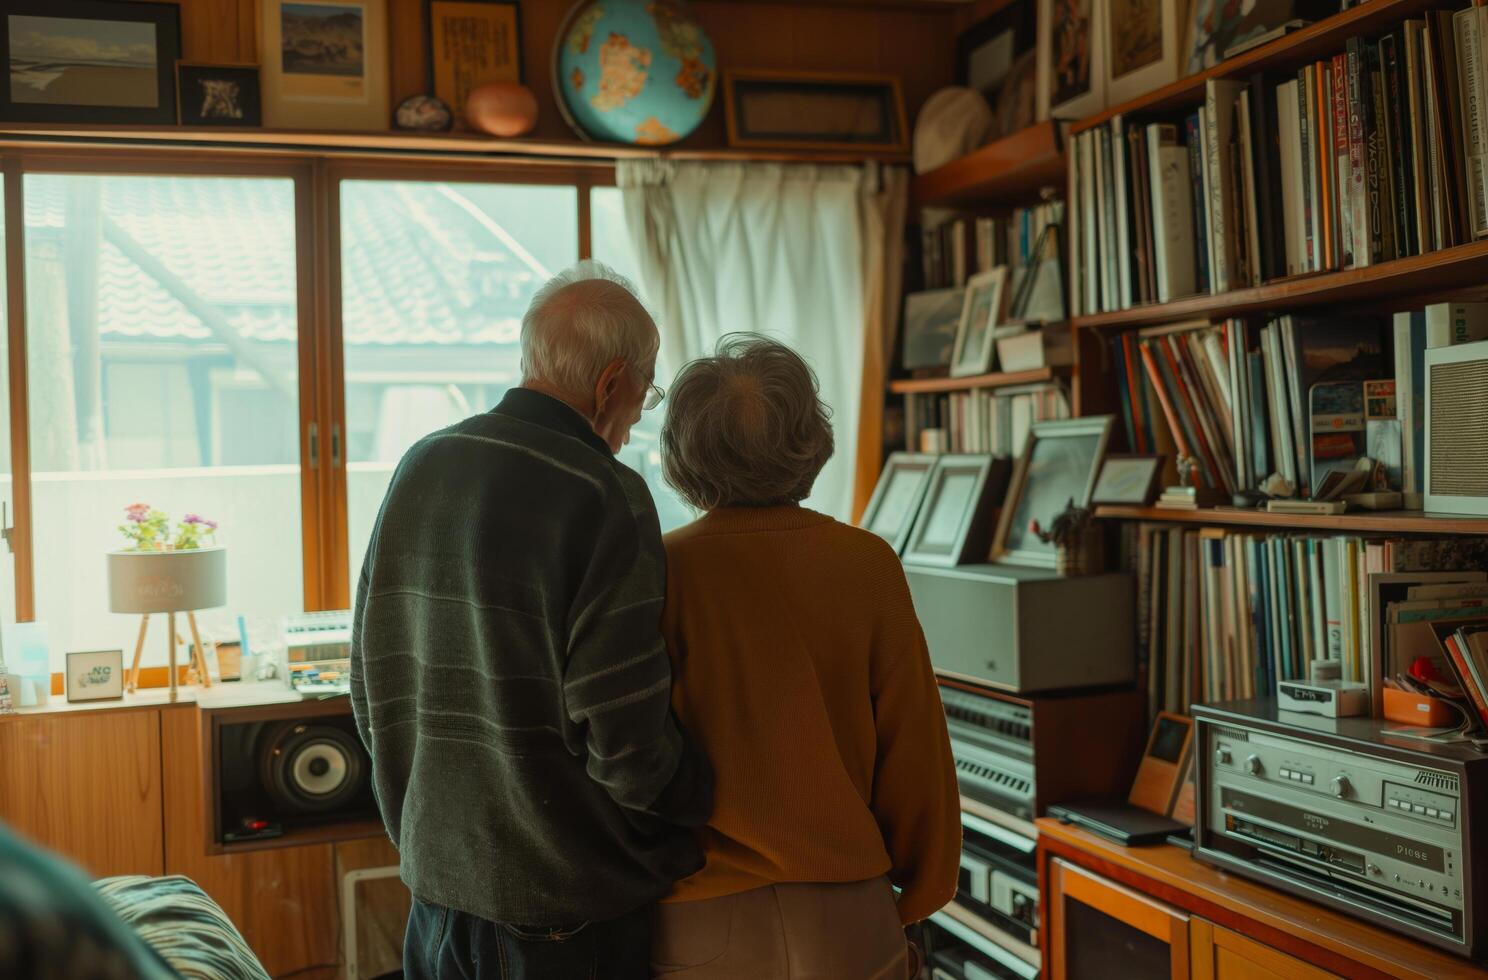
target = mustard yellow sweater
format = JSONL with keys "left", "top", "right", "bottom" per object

{"left": 659, "top": 506, "right": 962, "bottom": 925}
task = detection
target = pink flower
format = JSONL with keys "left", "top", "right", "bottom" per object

{"left": 125, "top": 503, "right": 150, "bottom": 523}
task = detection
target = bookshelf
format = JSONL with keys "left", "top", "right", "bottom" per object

{"left": 912, "top": 121, "right": 1065, "bottom": 209}
{"left": 1069, "top": 0, "right": 1460, "bottom": 135}
{"left": 889, "top": 366, "right": 1058, "bottom": 395}
{"left": 1094, "top": 505, "right": 1488, "bottom": 535}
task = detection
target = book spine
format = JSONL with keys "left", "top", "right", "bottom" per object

{"left": 1445, "top": 634, "right": 1488, "bottom": 730}
{"left": 1345, "top": 40, "right": 1374, "bottom": 265}
{"left": 1374, "top": 33, "right": 1410, "bottom": 257}
{"left": 1138, "top": 341, "right": 1197, "bottom": 477}
{"left": 1112, "top": 117, "right": 1134, "bottom": 310}
{"left": 1367, "top": 44, "right": 1398, "bottom": 262}
{"left": 1315, "top": 62, "right": 1336, "bottom": 271}
{"left": 1129, "top": 126, "right": 1152, "bottom": 306}
{"left": 1456, "top": 9, "right": 1488, "bottom": 238}
{"left": 1185, "top": 113, "right": 1211, "bottom": 292}
{"left": 1297, "top": 69, "right": 1316, "bottom": 272}
{"left": 1067, "top": 133, "right": 1081, "bottom": 317}
{"left": 1205, "top": 81, "right": 1237, "bottom": 294}
{"left": 1332, "top": 54, "right": 1354, "bottom": 267}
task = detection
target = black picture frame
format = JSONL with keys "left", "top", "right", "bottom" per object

{"left": 723, "top": 70, "right": 907, "bottom": 152}
{"left": 955, "top": 3, "right": 1035, "bottom": 98}
{"left": 0, "top": 0, "right": 181, "bottom": 124}
{"left": 1091, "top": 453, "right": 1166, "bottom": 506}
{"left": 860, "top": 452, "right": 937, "bottom": 555}
{"left": 177, "top": 63, "right": 261, "bottom": 127}
{"left": 424, "top": 0, "right": 524, "bottom": 112}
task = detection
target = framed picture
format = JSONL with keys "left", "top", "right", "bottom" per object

{"left": 177, "top": 63, "right": 261, "bottom": 127}
{"left": 426, "top": 0, "right": 521, "bottom": 129}
{"left": 901, "top": 287, "right": 965, "bottom": 373}
{"left": 0, "top": 0, "right": 181, "bottom": 124}
{"left": 991, "top": 415, "right": 1114, "bottom": 568}
{"left": 1103, "top": 0, "right": 1184, "bottom": 107}
{"left": 724, "top": 70, "right": 907, "bottom": 152}
{"left": 1183, "top": 0, "right": 1304, "bottom": 74}
{"left": 950, "top": 267, "right": 1009, "bottom": 378}
{"left": 260, "top": 0, "right": 389, "bottom": 130}
{"left": 904, "top": 454, "right": 1010, "bottom": 567}
{"left": 956, "top": 4, "right": 1035, "bottom": 103}
{"left": 1091, "top": 453, "right": 1166, "bottom": 505}
{"left": 860, "top": 453, "right": 937, "bottom": 554}
{"left": 66, "top": 649, "right": 124, "bottom": 703}
{"left": 1036, "top": 0, "right": 1105, "bottom": 121}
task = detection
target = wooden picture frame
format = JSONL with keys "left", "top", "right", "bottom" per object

{"left": 860, "top": 453, "right": 937, "bottom": 554}
{"left": 177, "top": 63, "right": 262, "bottom": 127}
{"left": 1127, "top": 711, "right": 1194, "bottom": 816}
{"left": 1036, "top": 0, "right": 1105, "bottom": 121}
{"left": 260, "top": 0, "right": 389, "bottom": 131}
{"left": 950, "top": 267, "right": 1009, "bottom": 378}
{"left": 425, "top": 0, "right": 522, "bottom": 128}
{"left": 1092, "top": 453, "right": 1166, "bottom": 506}
{"left": 1102, "top": 0, "right": 1185, "bottom": 107}
{"left": 991, "top": 415, "right": 1113, "bottom": 568}
{"left": 723, "top": 70, "right": 908, "bottom": 152}
{"left": 66, "top": 649, "right": 125, "bottom": 703}
{"left": 0, "top": 0, "right": 181, "bottom": 125}
{"left": 903, "top": 454, "right": 1007, "bottom": 568}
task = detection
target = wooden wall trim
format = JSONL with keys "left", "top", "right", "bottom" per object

{"left": 3, "top": 157, "right": 33, "bottom": 622}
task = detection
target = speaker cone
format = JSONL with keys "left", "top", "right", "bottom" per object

{"left": 261, "top": 721, "right": 365, "bottom": 813}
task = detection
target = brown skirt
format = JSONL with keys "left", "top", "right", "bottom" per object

{"left": 650, "top": 878, "right": 909, "bottom": 980}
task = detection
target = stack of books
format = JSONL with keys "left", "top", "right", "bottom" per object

{"left": 906, "top": 383, "right": 1068, "bottom": 456}
{"left": 1068, "top": 8, "right": 1488, "bottom": 317}
{"left": 921, "top": 201, "right": 1063, "bottom": 290}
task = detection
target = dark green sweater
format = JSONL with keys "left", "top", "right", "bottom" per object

{"left": 350, "top": 388, "right": 712, "bottom": 925}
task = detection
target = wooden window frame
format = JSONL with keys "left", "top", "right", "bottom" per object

{"left": 0, "top": 144, "right": 614, "bottom": 618}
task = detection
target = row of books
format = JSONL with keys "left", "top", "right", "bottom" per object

{"left": 1069, "top": 5, "right": 1488, "bottom": 317}
{"left": 904, "top": 383, "right": 1069, "bottom": 456}
{"left": 1125, "top": 522, "right": 1488, "bottom": 718}
{"left": 1111, "top": 302, "right": 1488, "bottom": 500}
{"left": 920, "top": 202, "right": 1063, "bottom": 291}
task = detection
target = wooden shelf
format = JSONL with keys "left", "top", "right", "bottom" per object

{"left": 1070, "top": 0, "right": 1455, "bottom": 135}
{"left": 0, "top": 122, "right": 910, "bottom": 165}
{"left": 1094, "top": 504, "right": 1488, "bottom": 535}
{"left": 1071, "top": 238, "right": 1488, "bottom": 330}
{"left": 912, "top": 121, "right": 1064, "bottom": 209}
{"left": 888, "top": 366, "right": 1058, "bottom": 395}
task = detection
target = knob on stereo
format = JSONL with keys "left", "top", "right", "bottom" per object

{"left": 1332, "top": 775, "right": 1351, "bottom": 798}
{"left": 1215, "top": 748, "right": 1232, "bottom": 766}
{"left": 1245, "top": 754, "right": 1262, "bottom": 775}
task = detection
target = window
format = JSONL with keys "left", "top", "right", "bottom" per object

{"left": 590, "top": 186, "right": 693, "bottom": 532}
{"left": 340, "top": 180, "right": 578, "bottom": 586}
{"left": 23, "top": 173, "right": 303, "bottom": 670}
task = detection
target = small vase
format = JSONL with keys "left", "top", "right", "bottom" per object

{"left": 1054, "top": 526, "right": 1102, "bottom": 577}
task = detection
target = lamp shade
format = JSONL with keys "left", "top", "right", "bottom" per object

{"left": 107, "top": 548, "right": 227, "bottom": 614}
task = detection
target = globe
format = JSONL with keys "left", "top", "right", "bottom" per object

{"left": 554, "top": 0, "right": 716, "bottom": 146}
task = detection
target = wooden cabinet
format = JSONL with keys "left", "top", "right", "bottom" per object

{"left": 1048, "top": 857, "right": 1191, "bottom": 980}
{"left": 1189, "top": 920, "right": 1336, "bottom": 980}
{"left": 0, "top": 708, "right": 163, "bottom": 877}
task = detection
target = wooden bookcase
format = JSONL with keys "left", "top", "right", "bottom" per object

{"left": 894, "top": 0, "right": 1488, "bottom": 538}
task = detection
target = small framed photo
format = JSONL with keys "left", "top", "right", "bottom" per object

{"left": 724, "top": 70, "right": 908, "bottom": 152}
{"left": 992, "top": 415, "right": 1113, "bottom": 568}
{"left": 426, "top": 0, "right": 522, "bottom": 129}
{"left": 66, "top": 649, "right": 124, "bottom": 703}
{"left": 903, "top": 454, "right": 1010, "bottom": 567}
{"left": 901, "top": 287, "right": 965, "bottom": 373}
{"left": 177, "top": 63, "right": 261, "bottom": 126}
{"left": 950, "top": 267, "right": 1009, "bottom": 378}
{"left": 860, "top": 453, "right": 937, "bottom": 554}
{"left": 1091, "top": 454, "right": 1166, "bottom": 506}
{"left": 1036, "top": 0, "right": 1106, "bottom": 121}
{"left": 1102, "top": 0, "right": 1185, "bottom": 107}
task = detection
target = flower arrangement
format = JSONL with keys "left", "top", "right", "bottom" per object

{"left": 119, "top": 504, "right": 218, "bottom": 552}
{"left": 1030, "top": 498, "right": 1098, "bottom": 577}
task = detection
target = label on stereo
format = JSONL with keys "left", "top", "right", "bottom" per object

{"left": 1221, "top": 788, "right": 1446, "bottom": 872}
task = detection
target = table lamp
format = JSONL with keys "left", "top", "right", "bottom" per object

{"left": 107, "top": 547, "right": 226, "bottom": 701}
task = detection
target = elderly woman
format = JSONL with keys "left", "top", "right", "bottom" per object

{"left": 650, "top": 336, "right": 961, "bottom": 979}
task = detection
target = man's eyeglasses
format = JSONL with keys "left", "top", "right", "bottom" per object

{"left": 632, "top": 364, "right": 665, "bottom": 411}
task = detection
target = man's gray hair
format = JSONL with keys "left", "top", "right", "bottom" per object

{"left": 662, "top": 335, "right": 834, "bottom": 510}
{"left": 520, "top": 260, "right": 658, "bottom": 399}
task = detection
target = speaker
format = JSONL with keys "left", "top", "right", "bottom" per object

{"left": 1425, "top": 339, "right": 1488, "bottom": 516}
{"left": 215, "top": 705, "right": 376, "bottom": 844}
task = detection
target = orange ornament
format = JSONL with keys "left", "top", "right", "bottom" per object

{"left": 465, "top": 82, "right": 539, "bottom": 137}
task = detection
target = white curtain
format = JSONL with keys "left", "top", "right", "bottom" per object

{"left": 618, "top": 160, "right": 901, "bottom": 520}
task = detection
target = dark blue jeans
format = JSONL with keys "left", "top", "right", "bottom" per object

{"left": 404, "top": 899, "right": 650, "bottom": 980}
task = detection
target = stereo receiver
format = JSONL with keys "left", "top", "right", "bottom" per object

{"left": 1195, "top": 699, "right": 1488, "bottom": 956}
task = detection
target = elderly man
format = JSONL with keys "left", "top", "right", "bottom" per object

{"left": 350, "top": 262, "right": 712, "bottom": 980}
